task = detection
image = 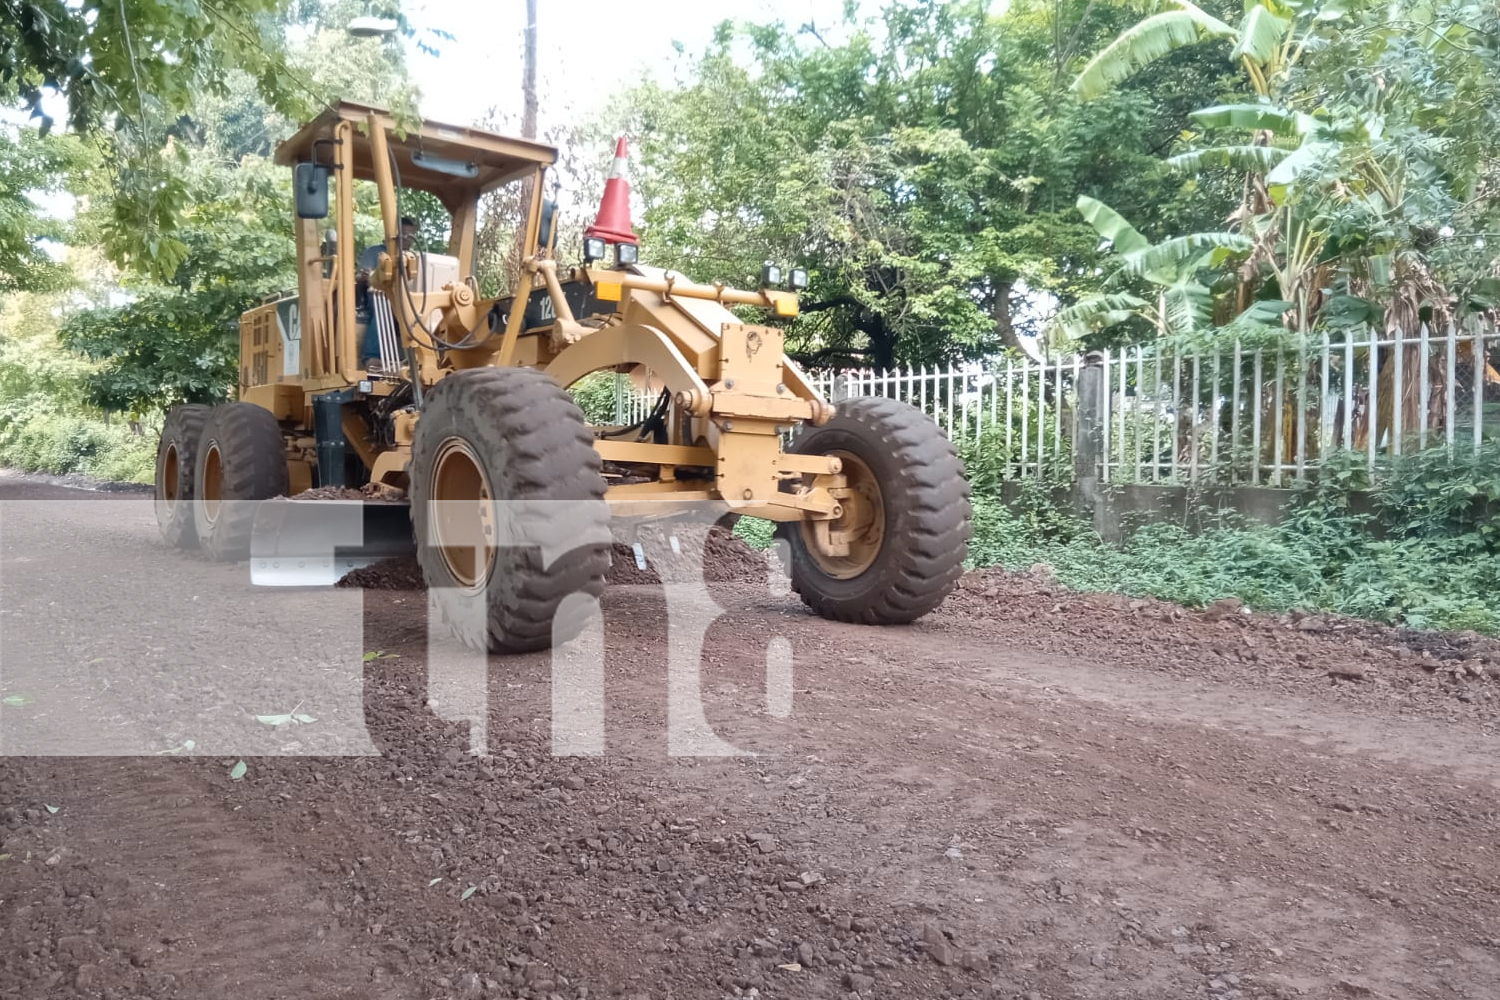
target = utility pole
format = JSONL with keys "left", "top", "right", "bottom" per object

{"left": 522, "top": 0, "right": 537, "bottom": 139}
{"left": 509, "top": 0, "right": 541, "bottom": 284}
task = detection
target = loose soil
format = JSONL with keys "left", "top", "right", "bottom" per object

{"left": 3, "top": 477, "right": 1498, "bottom": 1000}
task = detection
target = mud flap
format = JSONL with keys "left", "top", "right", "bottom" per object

{"left": 249, "top": 499, "right": 416, "bottom": 586}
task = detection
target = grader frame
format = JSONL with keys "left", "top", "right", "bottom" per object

{"left": 249, "top": 101, "right": 847, "bottom": 525}
{"left": 154, "top": 100, "right": 971, "bottom": 652}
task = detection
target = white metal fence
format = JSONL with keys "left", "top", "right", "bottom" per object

{"left": 607, "top": 323, "right": 1500, "bottom": 486}
{"left": 1090, "top": 324, "right": 1497, "bottom": 485}
{"left": 807, "top": 359, "right": 1081, "bottom": 479}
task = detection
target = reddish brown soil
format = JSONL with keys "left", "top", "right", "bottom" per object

{"left": 3, "top": 476, "right": 1498, "bottom": 1000}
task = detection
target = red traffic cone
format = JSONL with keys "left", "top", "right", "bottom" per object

{"left": 585, "top": 136, "right": 638, "bottom": 245}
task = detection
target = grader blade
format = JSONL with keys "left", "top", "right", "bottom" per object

{"left": 249, "top": 499, "right": 415, "bottom": 587}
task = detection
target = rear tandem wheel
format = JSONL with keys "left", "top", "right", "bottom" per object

{"left": 154, "top": 404, "right": 211, "bottom": 549}
{"left": 192, "top": 403, "right": 291, "bottom": 561}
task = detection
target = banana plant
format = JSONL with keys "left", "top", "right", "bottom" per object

{"left": 1072, "top": 0, "right": 1341, "bottom": 102}
{"left": 1047, "top": 195, "right": 1252, "bottom": 346}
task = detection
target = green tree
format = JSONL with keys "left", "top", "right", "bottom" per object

{"left": 1069, "top": 0, "right": 1500, "bottom": 338}
{"left": 44, "top": 0, "right": 440, "bottom": 415}
{"left": 0, "top": 125, "right": 87, "bottom": 294}
{"left": 591, "top": 0, "right": 1242, "bottom": 369}
{"left": 1049, "top": 194, "right": 1252, "bottom": 344}
{"left": 58, "top": 153, "right": 297, "bottom": 414}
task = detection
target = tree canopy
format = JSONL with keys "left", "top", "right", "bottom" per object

{"left": 1055, "top": 0, "right": 1500, "bottom": 346}
{"left": 2, "top": 0, "right": 1497, "bottom": 419}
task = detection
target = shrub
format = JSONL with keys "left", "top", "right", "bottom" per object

{"left": 964, "top": 447, "right": 1500, "bottom": 635}
{"left": 0, "top": 413, "right": 156, "bottom": 484}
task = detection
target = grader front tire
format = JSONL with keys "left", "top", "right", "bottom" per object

{"left": 192, "top": 403, "right": 291, "bottom": 561}
{"left": 155, "top": 404, "right": 211, "bottom": 549}
{"left": 778, "top": 396, "right": 972, "bottom": 624}
{"left": 409, "top": 368, "right": 612, "bottom": 654}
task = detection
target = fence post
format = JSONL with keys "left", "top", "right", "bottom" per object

{"left": 1074, "top": 351, "right": 1113, "bottom": 540}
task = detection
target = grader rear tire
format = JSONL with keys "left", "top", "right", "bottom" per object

{"left": 155, "top": 404, "right": 210, "bottom": 548}
{"left": 192, "top": 403, "right": 291, "bottom": 561}
{"left": 777, "top": 396, "right": 972, "bottom": 624}
{"left": 409, "top": 368, "right": 612, "bottom": 654}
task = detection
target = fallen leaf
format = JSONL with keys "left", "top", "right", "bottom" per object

{"left": 460, "top": 885, "right": 477, "bottom": 900}
{"left": 229, "top": 760, "right": 247, "bottom": 781}
{"left": 44, "top": 805, "right": 58, "bottom": 814}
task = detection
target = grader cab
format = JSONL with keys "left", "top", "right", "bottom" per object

{"left": 152, "top": 100, "right": 972, "bottom": 652}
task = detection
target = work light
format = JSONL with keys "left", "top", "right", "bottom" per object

{"left": 615, "top": 242, "right": 639, "bottom": 266}
{"left": 583, "top": 237, "right": 606, "bottom": 263}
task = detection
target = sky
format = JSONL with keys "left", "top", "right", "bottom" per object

{"left": 394, "top": 0, "right": 866, "bottom": 132}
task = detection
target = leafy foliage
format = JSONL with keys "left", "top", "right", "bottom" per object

{"left": 59, "top": 154, "right": 296, "bottom": 413}
{"left": 0, "top": 328, "right": 155, "bottom": 482}
{"left": 968, "top": 444, "right": 1500, "bottom": 634}
{"left": 0, "top": 0, "right": 307, "bottom": 137}
{"left": 0, "top": 127, "right": 86, "bottom": 294}
{"left": 596, "top": 0, "right": 1235, "bottom": 369}
{"left": 1069, "top": 0, "right": 1500, "bottom": 342}
{"left": 1072, "top": 1, "right": 1235, "bottom": 100}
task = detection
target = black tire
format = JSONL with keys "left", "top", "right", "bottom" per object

{"left": 409, "top": 368, "right": 612, "bottom": 653}
{"left": 192, "top": 403, "right": 291, "bottom": 561}
{"left": 776, "top": 396, "right": 971, "bottom": 624}
{"left": 154, "top": 404, "right": 211, "bottom": 549}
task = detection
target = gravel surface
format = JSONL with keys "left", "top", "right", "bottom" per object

{"left": 2, "top": 476, "right": 1497, "bottom": 1000}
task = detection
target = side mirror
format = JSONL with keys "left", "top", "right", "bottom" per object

{"left": 294, "top": 162, "right": 330, "bottom": 219}
{"left": 537, "top": 198, "right": 556, "bottom": 252}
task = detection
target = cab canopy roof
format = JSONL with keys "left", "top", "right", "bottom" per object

{"left": 274, "top": 101, "right": 557, "bottom": 198}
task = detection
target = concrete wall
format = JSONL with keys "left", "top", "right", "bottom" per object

{"left": 998, "top": 480, "right": 1348, "bottom": 544}
{"left": 1081, "top": 484, "right": 1292, "bottom": 544}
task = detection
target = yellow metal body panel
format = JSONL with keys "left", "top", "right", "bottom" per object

{"left": 241, "top": 383, "right": 304, "bottom": 422}
{"left": 240, "top": 305, "right": 281, "bottom": 390}
{"left": 240, "top": 101, "right": 846, "bottom": 525}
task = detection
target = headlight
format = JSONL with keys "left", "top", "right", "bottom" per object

{"left": 788, "top": 267, "right": 809, "bottom": 290}
{"left": 615, "top": 242, "right": 639, "bottom": 266}
{"left": 583, "top": 236, "right": 606, "bottom": 263}
{"left": 760, "top": 263, "right": 783, "bottom": 288}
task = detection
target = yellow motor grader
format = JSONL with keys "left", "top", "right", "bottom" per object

{"left": 152, "top": 101, "right": 972, "bottom": 652}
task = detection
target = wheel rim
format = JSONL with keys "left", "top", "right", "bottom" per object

{"left": 201, "top": 443, "right": 223, "bottom": 525}
{"left": 799, "top": 448, "right": 885, "bottom": 579}
{"left": 430, "top": 437, "right": 496, "bottom": 591}
{"left": 161, "top": 442, "right": 181, "bottom": 512}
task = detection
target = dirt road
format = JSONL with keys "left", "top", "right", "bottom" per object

{"left": 2, "top": 473, "right": 1498, "bottom": 1000}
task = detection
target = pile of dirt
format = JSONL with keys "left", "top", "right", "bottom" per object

{"left": 285, "top": 486, "right": 405, "bottom": 502}
{"left": 290, "top": 486, "right": 368, "bottom": 500}
{"left": 604, "top": 524, "right": 775, "bottom": 586}
{"left": 334, "top": 555, "right": 426, "bottom": 590}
